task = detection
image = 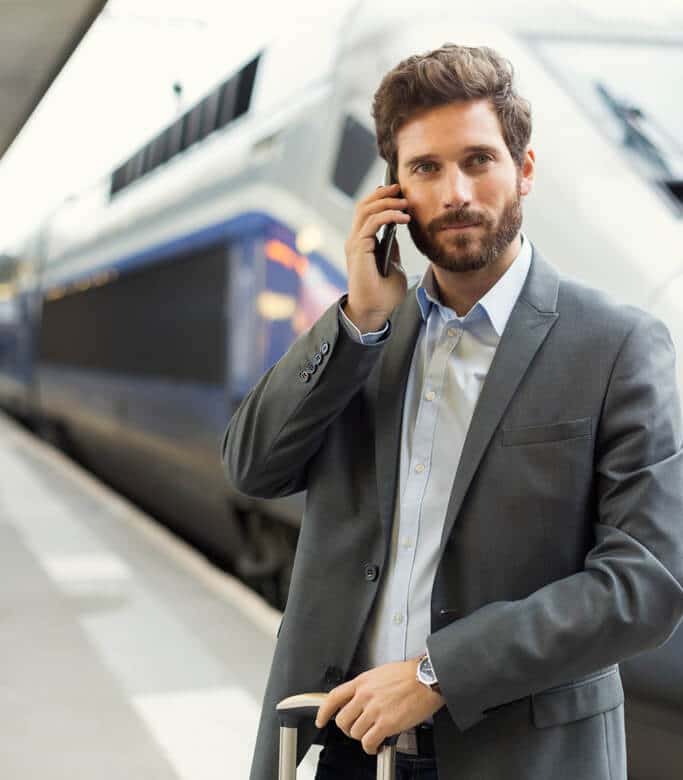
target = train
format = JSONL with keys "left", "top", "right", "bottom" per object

{"left": 1, "top": 1, "right": 682, "bottom": 776}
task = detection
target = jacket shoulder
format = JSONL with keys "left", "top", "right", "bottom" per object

{"left": 555, "top": 271, "right": 666, "bottom": 345}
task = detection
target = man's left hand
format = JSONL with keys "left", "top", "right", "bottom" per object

{"left": 314, "top": 658, "right": 446, "bottom": 755}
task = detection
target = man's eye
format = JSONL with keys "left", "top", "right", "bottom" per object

{"left": 471, "top": 154, "right": 492, "bottom": 165}
{"left": 415, "top": 162, "right": 437, "bottom": 173}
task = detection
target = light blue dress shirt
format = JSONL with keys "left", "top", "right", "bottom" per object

{"left": 340, "top": 233, "right": 532, "bottom": 675}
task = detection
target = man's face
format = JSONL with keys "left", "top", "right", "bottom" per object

{"left": 395, "top": 99, "right": 534, "bottom": 272}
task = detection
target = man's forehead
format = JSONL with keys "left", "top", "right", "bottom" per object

{"left": 396, "top": 100, "right": 506, "bottom": 165}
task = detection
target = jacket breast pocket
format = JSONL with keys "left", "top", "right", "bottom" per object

{"left": 502, "top": 416, "right": 593, "bottom": 447}
{"left": 531, "top": 665, "right": 623, "bottom": 728}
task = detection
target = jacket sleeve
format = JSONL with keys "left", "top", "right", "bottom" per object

{"left": 221, "top": 295, "right": 388, "bottom": 499}
{"left": 427, "top": 312, "right": 683, "bottom": 731}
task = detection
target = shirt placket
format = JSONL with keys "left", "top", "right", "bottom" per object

{"left": 390, "top": 320, "right": 462, "bottom": 660}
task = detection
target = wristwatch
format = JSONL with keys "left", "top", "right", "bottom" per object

{"left": 416, "top": 652, "right": 441, "bottom": 694}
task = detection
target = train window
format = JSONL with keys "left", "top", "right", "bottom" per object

{"left": 141, "top": 143, "right": 154, "bottom": 176}
{"left": 132, "top": 149, "right": 146, "bottom": 181}
{"left": 181, "top": 104, "right": 203, "bottom": 150}
{"left": 200, "top": 90, "right": 221, "bottom": 139}
{"left": 217, "top": 79, "right": 238, "bottom": 128}
{"left": 332, "top": 114, "right": 378, "bottom": 198}
{"left": 147, "top": 131, "right": 167, "bottom": 171}
{"left": 159, "top": 127, "right": 172, "bottom": 164}
{"left": 234, "top": 55, "right": 260, "bottom": 119}
{"left": 532, "top": 38, "right": 683, "bottom": 214}
{"left": 111, "top": 164, "right": 127, "bottom": 196}
{"left": 122, "top": 154, "right": 139, "bottom": 188}
{"left": 107, "top": 53, "right": 261, "bottom": 198}
{"left": 167, "top": 118, "right": 184, "bottom": 160}
{"left": 119, "top": 158, "right": 132, "bottom": 189}
{"left": 217, "top": 54, "right": 260, "bottom": 128}
{"left": 39, "top": 242, "right": 228, "bottom": 384}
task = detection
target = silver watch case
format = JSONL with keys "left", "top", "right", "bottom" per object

{"left": 416, "top": 654, "right": 438, "bottom": 689}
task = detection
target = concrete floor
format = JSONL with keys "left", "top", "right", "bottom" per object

{"left": 0, "top": 411, "right": 320, "bottom": 779}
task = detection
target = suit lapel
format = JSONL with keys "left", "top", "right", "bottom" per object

{"left": 375, "top": 289, "right": 421, "bottom": 544}
{"left": 438, "top": 246, "right": 561, "bottom": 552}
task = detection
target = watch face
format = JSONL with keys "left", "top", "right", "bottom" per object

{"left": 419, "top": 656, "right": 436, "bottom": 684}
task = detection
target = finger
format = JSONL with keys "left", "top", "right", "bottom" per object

{"left": 347, "top": 236, "right": 385, "bottom": 265}
{"left": 348, "top": 708, "right": 376, "bottom": 741}
{"left": 334, "top": 698, "right": 364, "bottom": 736}
{"left": 369, "top": 182, "right": 400, "bottom": 199}
{"left": 354, "top": 184, "right": 401, "bottom": 224}
{"left": 356, "top": 198, "right": 406, "bottom": 229}
{"left": 359, "top": 210, "right": 410, "bottom": 241}
{"left": 357, "top": 237, "right": 376, "bottom": 256}
{"left": 315, "top": 692, "right": 341, "bottom": 729}
{"left": 351, "top": 196, "right": 407, "bottom": 236}
{"left": 361, "top": 723, "right": 388, "bottom": 756}
{"left": 363, "top": 196, "right": 408, "bottom": 215}
{"left": 315, "top": 683, "right": 355, "bottom": 728}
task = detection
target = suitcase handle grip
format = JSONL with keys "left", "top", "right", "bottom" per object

{"left": 276, "top": 692, "right": 329, "bottom": 728}
{"left": 276, "top": 693, "right": 398, "bottom": 779}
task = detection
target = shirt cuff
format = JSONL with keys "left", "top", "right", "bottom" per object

{"left": 338, "top": 299, "right": 390, "bottom": 345}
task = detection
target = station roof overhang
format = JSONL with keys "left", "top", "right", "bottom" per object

{"left": 0, "top": 0, "right": 109, "bottom": 160}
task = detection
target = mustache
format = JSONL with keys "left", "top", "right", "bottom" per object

{"left": 429, "top": 211, "right": 486, "bottom": 232}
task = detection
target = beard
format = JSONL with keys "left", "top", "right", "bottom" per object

{"left": 407, "top": 182, "right": 523, "bottom": 273}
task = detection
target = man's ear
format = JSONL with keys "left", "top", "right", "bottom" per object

{"left": 520, "top": 147, "right": 535, "bottom": 197}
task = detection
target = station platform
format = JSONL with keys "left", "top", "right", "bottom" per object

{"left": 0, "top": 411, "right": 320, "bottom": 779}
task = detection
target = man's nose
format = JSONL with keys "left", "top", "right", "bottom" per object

{"left": 442, "top": 166, "right": 473, "bottom": 208}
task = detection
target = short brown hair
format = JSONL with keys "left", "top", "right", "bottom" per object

{"left": 372, "top": 43, "right": 532, "bottom": 176}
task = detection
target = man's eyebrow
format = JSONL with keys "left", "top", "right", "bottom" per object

{"left": 402, "top": 145, "right": 499, "bottom": 169}
{"left": 462, "top": 144, "right": 499, "bottom": 156}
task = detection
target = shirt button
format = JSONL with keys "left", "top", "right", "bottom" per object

{"left": 415, "top": 463, "right": 425, "bottom": 473}
{"left": 364, "top": 564, "right": 379, "bottom": 582}
{"left": 401, "top": 537, "right": 413, "bottom": 549}
{"left": 392, "top": 612, "right": 404, "bottom": 625}
{"left": 425, "top": 391, "right": 435, "bottom": 401}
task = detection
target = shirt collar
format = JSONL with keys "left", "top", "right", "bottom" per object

{"left": 415, "top": 231, "right": 532, "bottom": 338}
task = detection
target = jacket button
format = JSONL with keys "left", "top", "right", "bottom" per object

{"left": 299, "top": 369, "right": 310, "bottom": 383}
{"left": 323, "top": 666, "right": 344, "bottom": 689}
{"left": 306, "top": 361, "right": 317, "bottom": 374}
{"left": 313, "top": 352, "right": 323, "bottom": 365}
{"left": 364, "top": 564, "right": 379, "bottom": 582}
{"left": 321, "top": 341, "right": 330, "bottom": 355}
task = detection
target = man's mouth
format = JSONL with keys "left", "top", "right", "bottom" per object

{"left": 439, "top": 223, "right": 479, "bottom": 231}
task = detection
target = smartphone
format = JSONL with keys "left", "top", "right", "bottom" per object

{"left": 375, "top": 165, "right": 404, "bottom": 277}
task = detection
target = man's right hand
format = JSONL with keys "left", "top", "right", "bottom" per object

{"left": 343, "top": 182, "right": 411, "bottom": 333}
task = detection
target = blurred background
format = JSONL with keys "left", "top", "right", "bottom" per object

{"left": 0, "top": 1, "right": 682, "bottom": 778}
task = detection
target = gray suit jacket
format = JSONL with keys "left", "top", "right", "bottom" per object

{"left": 222, "top": 245, "right": 683, "bottom": 780}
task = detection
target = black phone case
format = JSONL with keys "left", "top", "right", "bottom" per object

{"left": 375, "top": 222, "right": 397, "bottom": 277}
{"left": 375, "top": 166, "right": 403, "bottom": 277}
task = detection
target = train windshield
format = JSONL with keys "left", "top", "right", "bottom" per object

{"left": 533, "top": 38, "right": 683, "bottom": 210}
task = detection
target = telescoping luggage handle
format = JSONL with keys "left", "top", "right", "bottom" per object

{"left": 276, "top": 692, "right": 398, "bottom": 780}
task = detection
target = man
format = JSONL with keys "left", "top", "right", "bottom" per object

{"left": 222, "top": 44, "right": 683, "bottom": 779}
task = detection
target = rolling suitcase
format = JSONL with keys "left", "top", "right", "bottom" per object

{"left": 276, "top": 692, "right": 398, "bottom": 779}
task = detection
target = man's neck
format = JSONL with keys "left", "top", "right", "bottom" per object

{"left": 430, "top": 233, "right": 522, "bottom": 317}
